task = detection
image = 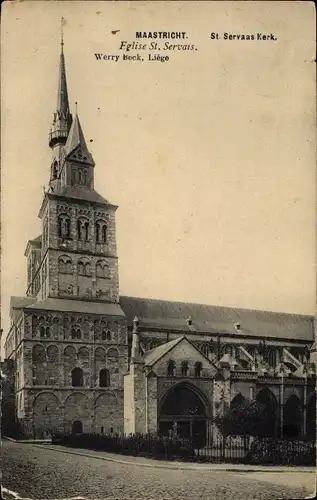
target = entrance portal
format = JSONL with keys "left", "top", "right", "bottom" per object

{"left": 159, "top": 384, "right": 208, "bottom": 447}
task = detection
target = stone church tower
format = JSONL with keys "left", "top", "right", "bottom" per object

{"left": 5, "top": 38, "right": 128, "bottom": 438}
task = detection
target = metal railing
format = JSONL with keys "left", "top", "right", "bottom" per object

{"left": 51, "top": 432, "right": 316, "bottom": 466}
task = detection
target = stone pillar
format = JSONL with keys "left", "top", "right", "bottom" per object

{"left": 124, "top": 317, "right": 146, "bottom": 435}
{"left": 249, "top": 385, "right": 254, "bottom": 401}
{"left": 131, "top": 316, "right": 141, "bottom": 361}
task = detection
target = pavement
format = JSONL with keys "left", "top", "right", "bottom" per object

{"left": 34, "top": 442, "right": 316, "bottom": 473}
{"left": 1, "top": 439, "right": 316, "bottom": 500}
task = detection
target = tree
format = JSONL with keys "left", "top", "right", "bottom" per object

{"left": 213, "top": 399, "right": 269, "bottom": 458}
{"left": 214, "top": 399, "right": 268, "bottom": 437}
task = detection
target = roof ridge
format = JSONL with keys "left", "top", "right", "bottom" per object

{"left": 120, "top": 295, "right": 314, "bottom": 318}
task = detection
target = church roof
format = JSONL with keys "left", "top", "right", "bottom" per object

{"left": 30, "top": 235, "right": 42, "bottom": 245}
{"left": 57, "top": 49, "right": 70, "bottom": 118}
{"left": 64, "top": 113, "right": 94, "bottom": 165}
{"left": 50, "top": 185, "right": 110, "bottom": 205}
{"left": 143, "top": 336, "right": 184, "bottom": 366}
{"left": 10, "top": 296, "right": 37, "bottom": 311}
{"left": 10, "top": 296, "right": 37, "bottom": 322}
{"left": 14, "top": 298, "right": 125, "bottom": 317}
{"left": 119, "top": 296, "right": 314, "bottom": 341}
{"left": 24, "top": 235, "right": 42, "bottom": 256}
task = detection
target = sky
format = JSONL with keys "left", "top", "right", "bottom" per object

{"left": 1, "top": 1, "right": 316, "bottom": 345}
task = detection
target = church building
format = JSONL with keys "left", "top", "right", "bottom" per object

{"left": 3, "top": 39, "right": 316, "bottom": 444}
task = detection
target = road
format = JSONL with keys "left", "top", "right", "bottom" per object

{"left": 1, "top": 440, "right": 315, "bottom": 499}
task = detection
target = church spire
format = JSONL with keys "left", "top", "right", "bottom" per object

{"left": 49, "top": 18, "right": 72, "bottom": 149}
{"left": 64, "top": 110, "right": 95, "bottom": 166}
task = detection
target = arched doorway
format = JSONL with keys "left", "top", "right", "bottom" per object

{"left": 72, "top": 420, "right": 83, "bottom": 434}
{"left": 159, "top": 384, "right": 208, "bottom": 447}
{"left": 283, "top": 394, "right": 301, "bottom": 438}
{"left": 256, "top": 388, "right": 278, "bottom": 437}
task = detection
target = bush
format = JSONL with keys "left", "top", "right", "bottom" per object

{"left": 51, "top": 432, "right": 196, "bottom": 461}
{"left": 245, "top": 437, "right": 316, "bottom": 466}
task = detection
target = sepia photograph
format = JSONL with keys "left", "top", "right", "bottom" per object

{"left": 0, "top": 1, "right": 316, "bottom": 499}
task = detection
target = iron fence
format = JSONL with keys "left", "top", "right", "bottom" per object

{"left": 51, "top": 432, "right": 316, "bottom": 466}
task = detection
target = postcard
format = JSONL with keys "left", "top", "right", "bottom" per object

{"left": 1, "top": 1, "right": 316, "bottom": 499}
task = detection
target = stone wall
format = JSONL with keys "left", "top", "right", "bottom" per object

{"left": 43, "top": 198, "right": 119, "bottom": 302}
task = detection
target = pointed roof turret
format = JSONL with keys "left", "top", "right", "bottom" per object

{"left": 57, "top": 40, "right": 69, "bottom": 117}
{"left": 64, "top": 111, "right": 95, "bottom": 165}
{"left": 49, "top": 18, "right": 72, "bottom": 148}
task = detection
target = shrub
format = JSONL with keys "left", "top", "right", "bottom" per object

{"left": 51, "top": 432, "right": 196, "bottom": 461}
{"left": 245, "top": 437, "right": 316, "bottom": 466}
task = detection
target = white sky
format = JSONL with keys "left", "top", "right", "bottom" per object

{"left": 1, "top": 1, "right": 316, "bottom": 344}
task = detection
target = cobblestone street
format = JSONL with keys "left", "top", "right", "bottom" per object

{"left": 1, "top": 441, "right": 315, "bottom": 499}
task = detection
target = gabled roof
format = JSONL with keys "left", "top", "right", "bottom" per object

{"left": 143, "top": 337, "right": 183, "bottom": 366}
{"left": 64, "top": 113, "right": 94, "bottom": 165}
{"left": 119, "top": 296, "right": 314, "bottom": 341}
{"left": 143, "top": 335, "right": 219, "bottom": 372}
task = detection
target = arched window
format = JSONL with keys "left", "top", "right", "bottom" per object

{"left": 78, "top": 261, "right": 85, "bottom": 275}
{"left": 77, "top": 218, "right": 89, "bottom": 241}
{"left": 40, "top": 326, "right": 45, "bottom": 338}
{"left": 201, "top": 343, "right": 214, "bottom": 360}
{"left": 65, "top": 219, "right": 70, "bottom": 238}
{"left": 95, "top": 220, "right": 107, "bottom": 244}
{"left": 77, "top": 220, "right": 82, "bottom": 240}
{"left": 84, "top": 263, "right": 91, "bottom": 276}
{"left": 84, "top": 222, "right": 89, "bottom": 241}
{"left": 268, "top": 349, "right": 277, "bottom": 368}
{"left": 58, "top": 256, "right": 72, "bottom": 274}
{"left": 66, "top": 259, "right": 72, "bottom": 274}
{"left": 45, "top": 326, "right": 50, "bottom": 338}
{"left": 58, "top": 215, "right": 71, "bottom": 239}
{"left": 181, "top": 361, "right": 188, "bottom": 377}
{"left": 248, "top": 346, "right": 258, "bottom": 360}
{"left": 167, "top": 360, "right": 176, "bottom": 377}
{"left": 71, "top": 367, "right": 83, "bottom": 387}
{"left": 71, "top": 328, "right": 81, "bottom": 340}
{"left": 102, "top": 330, "right": 111, "bottom": 341}
{"left": 195, "top": 362, "right": 202, "bottom": 378}
{"left": 102, "top": 225, "right": 107, "bottom": 243}
{"left": 96, "top": 261, "right": 109, "bottom": 279}
{"left": 99, "top": 369, "right": 110, "bottom": 387}
{"left": 95, "top": 223, "right": 100, "bottom": 243}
